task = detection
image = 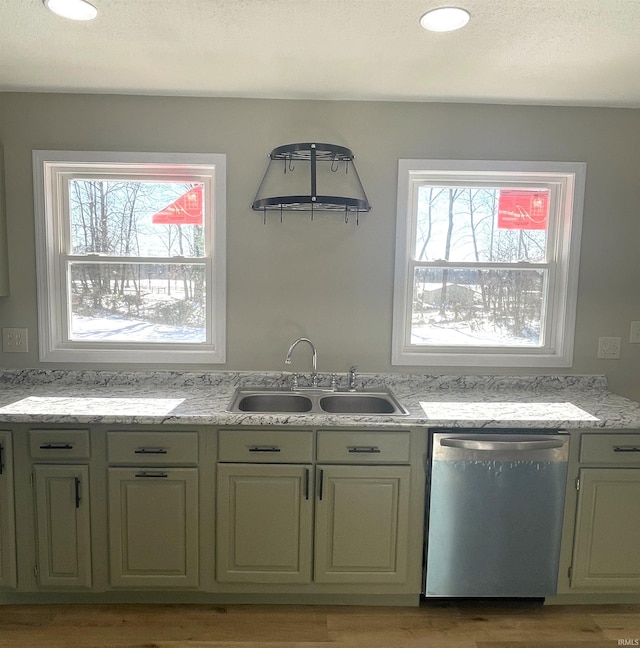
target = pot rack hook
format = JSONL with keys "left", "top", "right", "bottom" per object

{"left": 282, "top": 155, "right": 295, "bottom": 174}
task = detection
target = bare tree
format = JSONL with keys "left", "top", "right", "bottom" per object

{"left": 439, "top": 188, "right": 464, "bottom": 316}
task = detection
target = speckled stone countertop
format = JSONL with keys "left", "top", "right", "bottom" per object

{"left": 0, "top": 370, "right": 639, "bottom": 429}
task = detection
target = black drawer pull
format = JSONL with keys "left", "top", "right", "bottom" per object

{"left": 347, "top": 446, "right": 381, "bottom": 454}
{"left": 39, "top": 443, "right": 74, "bottom": 450}
{"left": 613, "top": 446, "right": 640, "bottom": 453}
{"left": 248, "top": 446, "right": 281, "bottom": 453}
{"left": 134, "top": 447, "right": 169, "bottom": 455}
{"left": 134, "top": 471, "right": 169, "bottom": 478}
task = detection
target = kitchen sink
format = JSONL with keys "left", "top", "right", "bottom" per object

{"left": 234, "top": 393, "right": 313, "bottom": 413}
{"left": 227, "top": 387, "right": 409, "bottom": 416}
{"left": 319, "top": 393, "right": 398, "bottom": 414}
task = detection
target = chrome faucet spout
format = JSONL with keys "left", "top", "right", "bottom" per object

{"left": 285, "top": 337, "right": 318, "bottom": 386}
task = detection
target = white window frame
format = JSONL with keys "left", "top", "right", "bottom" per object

{"left": 392, "top": 159, "right": 586, "bottom": 368}
{"left": 33, "top": 150, "right": 226, "bottom": 364}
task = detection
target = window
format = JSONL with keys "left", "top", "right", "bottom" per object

{"left": 33, "top": 151, "right": 226, "bottom": 364}
{"left": 392, "top": 160, "right": 586, "bottom": 367}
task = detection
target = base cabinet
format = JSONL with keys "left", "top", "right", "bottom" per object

{"left": 33, "top": 464, "right": 92, "bottom": 588}
{"left": 216, "top": 463, "right": 313, "bottom": 583}
{"left": 108, "top": 468, "right": 199, "bottom": 588}
{"left": 3, "top": 424, "right": 425, "bottom": 601}
{"left": 216, "top": 429, "right": 414, "bottom": 588}
{"left": 314, "top": 464, "right": 410, "bottom": 584}
{"left": 571, "top": 467, "right": 640, "bottom": 589}
{"left": 0, "top": 431, "right": 16, "bottom": 589}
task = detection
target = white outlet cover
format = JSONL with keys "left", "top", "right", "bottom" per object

{"left": 2, "top": 327, "right": 29, "bottom": 353}
{"left": 597, "top": 336, "right": 621, "bottom": 359}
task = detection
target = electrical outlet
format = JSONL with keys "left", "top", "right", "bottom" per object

{"left": 631, "top": 321, "right": 640, "bottom": 344}
{"left": 2, "top": 327, "right": 29, "bottom": 353}
{"left": 597, "top": 336, "right": 621, "bottom": 359}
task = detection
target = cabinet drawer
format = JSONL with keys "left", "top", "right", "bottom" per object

{"left": 316, "top": 430, "right": 410, "bottom": 463}
{"left": 580, "top": 433, "right": 640, "bottom": 465}
{"left": 218, "top": 430, "right": 313, "bottom": 463}
{"left": 30, "top": 429, "right": 90, "bottom": 460}
{"left": 107, "top": 431, "right": 198, "bottom": 465}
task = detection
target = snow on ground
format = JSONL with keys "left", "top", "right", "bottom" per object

{"left": 411, "top": 320, "right": 539, "bottom": 347}
{"left": 71, "top": 315, "right": 205, "bottom": 342}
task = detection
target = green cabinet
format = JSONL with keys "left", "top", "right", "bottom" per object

{"left": 216, "top": 428, "right": 414, "bottom": 587}
{"left": 0, "top": 431, "right": 16, "bottom": 588}
{"left": 313, "top": 430, "right": 412, "bottom": 584}
{"left": 2, "top": 424, "right": 424, "bottom": 602}
{"left": 571, "top": 467, "right": 640, "bottom": 589}
{"left": 216, "top": 463, "right": 313, "bottom": 583}
{"left": 108, "top": 468, "right": 199, "bottom": 588}
{"left": 314, "top": 464, "right": 410, "bottom": 584}
{"left": 566, "top": 432, "right": 640, "bottom": 593}
{"left": 33, "top": 464, "right": 92, "bottom": 588}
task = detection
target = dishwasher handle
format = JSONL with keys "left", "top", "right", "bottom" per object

{"left": 439, "top": 437, "right": 566, "bottom": 452}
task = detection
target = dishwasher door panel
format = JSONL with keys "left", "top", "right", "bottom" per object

{"left": 424, "top": 432, "right": 569, "bottom": 598}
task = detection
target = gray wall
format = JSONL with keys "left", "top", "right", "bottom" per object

{"left": 0, "top": 93, "right": 639, "bottom": 400}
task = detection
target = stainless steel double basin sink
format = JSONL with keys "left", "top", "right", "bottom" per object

{"left": 227, "top": 387, "right": 409, "bottom": 416}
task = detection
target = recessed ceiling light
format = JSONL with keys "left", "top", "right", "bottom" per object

{"left": 43, "top": 0, "right": 98, "bottom": 21}
{"left": 420, "top": 7, "right": 470, "bottom": 32}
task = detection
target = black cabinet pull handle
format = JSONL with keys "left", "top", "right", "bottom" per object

{"left": 74, "top": 477, "right": 81, "bottom": 508}
{"left": 39, "top": 443, "right": 74, "bottom": 450}
{"left": 134, "top": 471, "right": 169, "bottom": 478}
{"left": 613, "top": 446, "right": 640, "bottom": 453}
{"left": 304, "top": 468, "right": 310, "bottom": 500}
{"left": 248, "top": 446, "right": 281, "bottom": 453}
{"left": 318, "top": 469, "right": 324, "bottom": 501}
{"left": 347, "top": 446, "right": 381, "bottom": 454}
{"left": 0, "top": 443, "right": 4, "bottom": 475}
{"left": 134, "top": 447, "right": 168, "bottom": 454}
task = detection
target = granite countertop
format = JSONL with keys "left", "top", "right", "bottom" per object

{"left": 0, "top": 370, "right": 639, "bottom": 430}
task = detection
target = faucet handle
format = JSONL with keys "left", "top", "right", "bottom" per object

{"left": 330, "top": 373, "right": 338, "bottom": 391}
{"left": 291, "top": 373, "right": 299, "bottom": 391}
{"left": 347, "top": 365, "right": 358, "bottom": 391}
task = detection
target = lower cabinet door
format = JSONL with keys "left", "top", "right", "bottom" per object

{"left": 0, "top": 431, "right": 17, "bottom": 589}
{"left": 571, "top": 468, "right": 640, "bottom": 589}
{"left": 108, "top": 468, "right": 199, "bottom": 588}
{"left": 314, "top": 464, "right": 410, "bottom": 584}
{"left": 216, "top": 463, "right": 313, "bottom": 583}
{"left": 34, "top": 464, "right": 92, "bottom": 588}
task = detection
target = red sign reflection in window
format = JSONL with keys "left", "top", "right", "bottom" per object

{"left": 497, "top": 190, "right": 549, "bottom": 230}
{"left": 151, "top": 185, "right": 204, "bottom": 225}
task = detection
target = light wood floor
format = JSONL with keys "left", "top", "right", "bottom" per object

{"left": 0, "top": 601, "right": 639, "bottom": 647}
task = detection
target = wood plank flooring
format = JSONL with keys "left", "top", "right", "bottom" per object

{"left": 0, "top": 601, "right": 639, "bottom": 648}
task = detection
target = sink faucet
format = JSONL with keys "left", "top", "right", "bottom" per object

{"left": 285, "top": 337, "right": 319, "bottom": 387}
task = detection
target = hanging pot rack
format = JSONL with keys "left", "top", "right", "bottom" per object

{"left": 251, "top": 142, "right": 371, "bottom": 222}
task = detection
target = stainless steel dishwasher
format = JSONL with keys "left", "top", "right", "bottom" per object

{"left": 423, "top": 429, "right": 569, "bottom": 598}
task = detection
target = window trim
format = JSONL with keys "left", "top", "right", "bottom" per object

{"left": 33, "top": 150, "right": 226, "bottom": 364}
{"left": 392, "top": 159, "right": 586, "bottom": 367}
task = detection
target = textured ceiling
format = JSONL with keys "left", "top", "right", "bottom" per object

{"left": 2, "top": 0, "right": 640, "bottom": 106}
